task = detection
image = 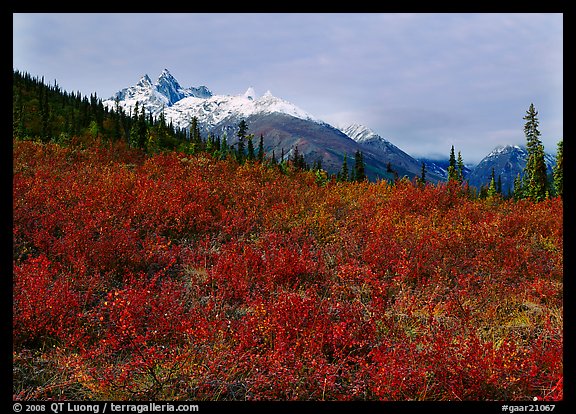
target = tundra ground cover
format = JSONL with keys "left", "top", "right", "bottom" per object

{"left": 13, "top": 140, "right": 562, "bottom": 401}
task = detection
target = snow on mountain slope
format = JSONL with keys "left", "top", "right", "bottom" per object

{"left": 339, "top": 123, "right": 390, "bottom": 144}
{"left": 339, "top": 123, "right": 445, "bottom": 182}
{"left": 466, "top": 144, "right": 556, "bottom": 193}
{"left": 164, "top": 88, "right": 323, "bottom": 130}
{"left": 104, "top": 70, "right": 322, "bottom": 130}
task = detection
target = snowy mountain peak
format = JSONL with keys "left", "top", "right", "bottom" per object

{"left": 109, "top": 70, "right": 213, "bottom": 110}
{"left": 486, "top": 144, "right": 526, "bottom": 159}
{"left": 155, "top": 69, "right": 185, "bottom": 105}
{"left": 244, "top": 87, "right": 256, "bottom": 100}
{"left": 104, "top": 69, "right": 322, "bottom": 130}
{"left": 157, "top": 68, "right": 180, "bottom": 87}
{"left": 136, "top": 74, "right": 153, "bottom": 88}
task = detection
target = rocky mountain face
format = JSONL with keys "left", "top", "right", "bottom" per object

{"left": 465, "top": 145, "right": 556, "bottom": 194}
{"left": 103, "top": 69, "right": 443, "bottom": 182}
{"left": 110, "top": 69, "right": 212, "bottom": 114}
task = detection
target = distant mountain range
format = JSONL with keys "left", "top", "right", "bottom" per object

{"left": 103, "top": 69, "right": 446, "bottom": 182}
{"left": 103, "top": 69, "right": 557, "bottom": 186}
{"left": 465, "top": 145, "right": 556, "bottom": 194}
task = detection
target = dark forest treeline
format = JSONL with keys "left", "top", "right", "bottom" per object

{"left": 12, "top": 69, "right": 188, "bottom": 149}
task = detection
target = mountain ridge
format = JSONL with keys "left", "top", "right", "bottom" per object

{"left": 103, "top": 69, "right": 557, "bottom": 186}
{"left": 103, "top": 69, "right": 440, "bottom": 182}
{"left": 465, "top": 144, "right": 556, "bottom": 194}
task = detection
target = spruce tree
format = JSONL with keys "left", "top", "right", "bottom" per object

{"left": 553, "top": 139, "right": 563, "bottom": 197}
{"left": 456, "top": 151, "right": 465, "bottom": 184}
{"left": 447, "top": 145, "right": 459, "bottom": 182}
{"left": 247, "top": 134, "right": 255, "bottom": 161}
{"left": 353, "top": 150, "right": 366, "bottom": 182}
{"left": 522, "top": 103, "right": 548, "bottom": 201}
{"left": 291, "top": 145, "right": 307, "bottom": 171}
{"left": 129, "top": 101, "right": 140, "bottom": 148}
{"left": 487, "top": 168, "right": 498, "bottom": 198}
{"left": 190, "top": 116, "right": 201, "bottom": 146}
{"left": 205, "top": 133, "right": 214, "bottom": 153}
{"left": 113, "top": 97, "right": 123, "bottom": 141}
{"left": 257, "top": 134, "right": 265, "bottom": 163}
{"left": 137, "top": 105, "right": 148, "bottom": 149}
{"left": 487, "top": 178, "right": 497, "bottom": 198}
{"left": 236, "top": 120, "right": 248, "bottom": 162}
{"left": 292, "top": 145, "right": 300, "bottom": 169}
{"left": 420, "top": 162, "right": 427, "bottom": 185}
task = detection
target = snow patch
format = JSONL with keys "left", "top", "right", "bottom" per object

{"left": 243, "top": 87, "right": 256, "bottom": 100}
{"left": 339, "top": 123, "right": 390, "bottom": 144}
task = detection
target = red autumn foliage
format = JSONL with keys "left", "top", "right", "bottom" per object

{"left": 13, "top": 140, "right": 563, "bottom": 401}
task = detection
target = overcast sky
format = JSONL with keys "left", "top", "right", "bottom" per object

{"left": 13, "top": 13, "right": 563, "bottom": 163}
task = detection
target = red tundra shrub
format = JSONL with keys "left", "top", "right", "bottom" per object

{"left": 13, "top": 140, "right": 562, "bottom": 401}
{"left": 13, "top": 255, "right": 82, "bottom": 349}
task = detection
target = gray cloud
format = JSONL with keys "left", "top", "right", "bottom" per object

{"left": 13, "top": 12, "right": 562, "bottom": 164}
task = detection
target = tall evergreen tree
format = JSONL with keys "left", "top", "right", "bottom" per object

{"left": 291, "top": 145, "right": 306, "bottom": 170}
{"left": 447, "top": 145, "right": 459, "bottom": 182}
{"left": 353, "top": 150, "right": 366, "bottom": 182}
{"left": 522, "top": 103, "right": 548, "bottom": 201}
{"left": 487, "top": 168, "right": 497, "bottom": 198}
{"left": 456, "top": 151, "right": 465, "bottom": 184}
{"left": 190, "top": 116, "right": 201, "bottom": 146}
{"left": 129, "top": 101, "right": 141, "bottom": 148}
{"left": 113, "top": 97, "right": 123, "bottom": 140}
{"left": 553, "top": 139, "right": 563, "bottom": 198}
{"left": 420, "top": 162, "right": 427, "bottom": 185}
{"left": 487, "top": 178, "right": 497, "bottom": 198}
{"left": 247, "top": 134, "right": 255, "bottom": 161}
{"left": 257, "top": 134, "right": 265, "bottom": 163}
{"left": 138, "top": 105, "right": 148, "bottom": 149}
{"left": 490, "top": 167, "right": 495, "bottom": 186}
{"left": 236, "top": 120, "right": 248, "bottom": 162}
